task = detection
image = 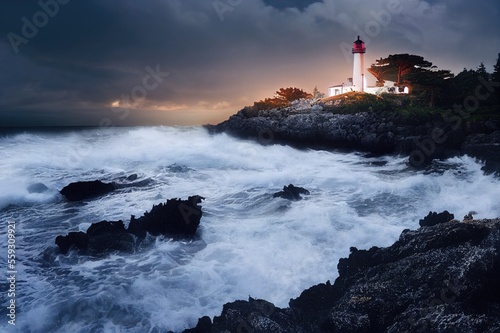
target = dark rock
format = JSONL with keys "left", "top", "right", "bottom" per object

{"left": 183, "top": 219, "right": 500, "bottom": 333}
{"left": 127, "top": 215, "right": 146, "bottom": 239}
{"left": 419, "top": 210, "right": 455, "bottom": 227}
{"left": 137, "top": 195, "right": 205, "bottom": 237}
{"left": 55, "top": 231, "right": 89, "bottom": 254}
{"left": 182, "top": 316, "right": 212, "bottom": 333}
{"left": 210, "top": 298, "right": 292, "bottom": 333}
{"left": 60, "top": 180, "right": 115, "bottom": 201}
{"left": 55, "top": 196, "right": 205, "bottom": 255}
{"left": 273, "top": 184, "right": 310, "bottom": 201}
{"left": 86, "top": 220, "right": 127, "bottom": 236}
{"left": 86, "top": 220, "right": 136, "bottom": 255}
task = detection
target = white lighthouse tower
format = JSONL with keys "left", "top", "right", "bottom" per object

{"left": 352, "top": 36, "right": 366, "bottom": 92}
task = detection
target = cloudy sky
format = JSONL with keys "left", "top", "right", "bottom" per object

{"left": 0, "top": 0, "right": 499, "bottom": 126}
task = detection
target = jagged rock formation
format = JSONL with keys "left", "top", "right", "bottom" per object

{"left": 55, "top": 196, "right": 204, "bottom": 255}
{"left": 273, "top": 184, "right": 310, "bottom": 201}
{"left": 419, "top": 210, "right": 455, "bottom": 227}
{"left": 181, "top": 219, "right": 500, "bottom": 333}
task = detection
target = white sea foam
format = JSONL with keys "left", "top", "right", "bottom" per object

{"left": 0, "top": 126, "right": 499, "bottom": 332}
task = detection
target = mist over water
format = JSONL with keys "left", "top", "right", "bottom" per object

{"left": 1, "top": 126, "right": 499, "bottom": 333}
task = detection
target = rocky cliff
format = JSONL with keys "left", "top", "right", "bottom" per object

{"left": 206, "top": 99, "right": 500, "bottom": 171}
{"left": 181, "top": 219, "right": 500, "bottom": 333}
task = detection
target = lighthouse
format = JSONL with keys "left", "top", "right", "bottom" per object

{"left": 327, "top": 36, "right": 409, "bottom": 96}
{"left": 352, "top": 36, "right": 366, "bottom": 92}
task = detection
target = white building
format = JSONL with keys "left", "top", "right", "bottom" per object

{"left": 328, "top": 36, "right": 408, "bottom": 97}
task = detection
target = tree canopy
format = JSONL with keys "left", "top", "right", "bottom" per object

{"left": 368, "top": 54, "right": 434, "bottom": 86}
{"left": 368, "top": 54, "right": 455, "bottom": 106}
{"left": 251, "top": 87, "right": 312, "bottom": 111}
{"left": 274, "top": 87, "right": 313, "bottom": 103}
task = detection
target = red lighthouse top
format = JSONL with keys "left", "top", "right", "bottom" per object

{"left": 352, "top": 36, "right": 366, "bottom": 54}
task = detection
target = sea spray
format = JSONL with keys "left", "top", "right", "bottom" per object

{"left": 0, "top": 126, "right": 499, "bottom": 332}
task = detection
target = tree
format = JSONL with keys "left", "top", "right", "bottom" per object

{"left": 444, "top": 68, "right": 477, "bottom": 105}
{"left": 476, "top": 62, "right": 490, "bottom": 82}
{"left": 492, "top": 53, "right": 500, "bottom": 101}
{"left": 274, "top": 87, "right": 312, "bottom": 102}
{"left": 250, "top": 87, "right": 312, "bottom": 111}
{"left": 404, "top": 66, "right": 454, "bottom": 107}
{"left": 368, "top": 54, "right": 433, "bottom": 86}
{"left": 493, "top": 53, "right": 500, "bottom": 83}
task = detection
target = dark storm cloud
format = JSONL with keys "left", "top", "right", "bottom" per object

{"left": 0, "top": 0, "right": 498, "bottom": 126}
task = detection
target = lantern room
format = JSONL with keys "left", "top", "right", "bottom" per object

{"left": 352, "top": 36, "right": 366, "bottom": 54}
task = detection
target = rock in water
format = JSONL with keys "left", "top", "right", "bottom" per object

{"left": 55, "top": 196, "right": 205, "bottom": 255}
{"left": 273, "top": 184, "right": 310, "bottom": 201}
{"left": 183, "top": 219, "right": 500, "bottom": 333}
{"left": 86, "top": 220, "right": 136, "bottom": 255}
{"left": 135, "top": 195, "right": 205, "bottom": 237}
{"left": 60, "top": 180, "right": 115, "bottom": 201}
{"left": 55, "top": 232, "right": 88, "bottom": 254}
{"left": 419, "top": 210, "right": 455, "bottom": 227}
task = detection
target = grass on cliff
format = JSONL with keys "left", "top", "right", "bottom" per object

{"left": 322, "top": 92, "right": 454, "bottom": 124}
{"left": 240, "top": 91, "right": 499, "bottom": 125}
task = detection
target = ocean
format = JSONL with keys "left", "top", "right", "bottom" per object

{"left": 1, "top": 126, "right": 499, "bottom": 333}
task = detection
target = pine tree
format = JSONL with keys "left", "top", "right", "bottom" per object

{"left": 492, "top": 53, "right": 500, "bottom": 101}
{"left": 476, "top": 62, "right": 490, "bottom": 82}
{"left": 493, "top": 54, "right": 500, "bottom": 83}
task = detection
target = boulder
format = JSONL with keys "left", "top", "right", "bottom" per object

{"left": 60, "top": 180, "right": 115, "bottom": 201}
{"left": 273, "top": 184, "right": 310, "bottom": 201}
